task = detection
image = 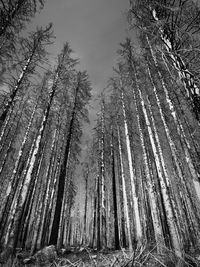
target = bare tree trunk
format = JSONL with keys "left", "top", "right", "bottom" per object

{"left": 137, "top": 79, "right": 182, "bottom": 257}
{"left": 49, "top": 76, "right": 80, "bottom": 246}
{"left": 148, "top": 39, "right": 200, "bottom": 203}
{"left": 120, "top": 83, "right": 142, "bottom": 245}
{"left": 132, "top": 73, "right": 164, "bottom": 252}
{"left": 83, "top": 165, "right": 89, "bottom": 245}
{"left": 117, "top": 126, "right": 132, "bottom": 250}
{"left": 92, "top": 174, "right": 98, "bottom": 248}
{"left": 2, "top": 71, "right": 59, "bottom": 250}
{"left": 97, "top": 172, "right": 101, "bottom": 250}
{"left": 149, "top": 11, "right": 200, "bottom": 121}
{"left": 100, "top": 99, "right": 107, "bottom": 249}
{"left": 111, "top": 130, "right": 120, "bottom": 250}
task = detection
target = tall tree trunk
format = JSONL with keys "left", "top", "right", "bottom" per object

{"left": 0, "top": 23, "right": 53, "bottom": 131}
{"left": 147, "top": 38, "right": 200, "bottom": 203}
{"left": 0, "top": 99, "right": 38, "bottom": 246}
{"left": 136, "top": 79, "right": 182, "bottom": 257}
{"left": 132, "top": 74, "right": 164, "bottom": 252}
{"left": 2, "top": 71, "right": 59, "bottom": 250}
{"left": 100, "top": 99, "right": 107, "bottom": 249}
{"left": 92, "top": 174, "right": 98, "bottom": 248}
{"left": 49, "top": 79, "right": 80, "bottom": 246}
{"left": 83, "top": 165, "right": 89, "bottom": 245}
{"left": 146, "top": 62, "right": 200, "bottom": 243}
{"left": 117, "top": 126, "right": 132, "bottom": 250}
{"left": 97, "top": 172, "right": 101, "bottom": 250}
{"left": 0, "top": 56, "right": 33, "bottom": 127}
{"left": 120, "top": 83, "right": 142, "bottom": 245}
{"left": 149, "top": 12, "right": 200, "bottom": 121}
{"left": 111, "top": 130, "right": 120, "bottom": 250}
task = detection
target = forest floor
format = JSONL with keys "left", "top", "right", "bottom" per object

{"left": 1, "top": 244, "right": 200, "bottom": 267}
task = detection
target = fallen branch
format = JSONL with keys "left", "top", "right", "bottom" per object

{"left": 84, "top": 247, "right": 97, "bottom": 267}
{"left": 111, "top": 256, "right": 120, "bottom": 267}
{"left": 149, "top": 252, "right": 167, "bottom": 267}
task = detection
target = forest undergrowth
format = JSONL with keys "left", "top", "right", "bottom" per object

{"left": 1, "top": 244, "right": 200, "bottom": 267}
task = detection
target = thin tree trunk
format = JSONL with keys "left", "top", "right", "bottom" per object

{"left": 97, "top": 172, "right": 101, "bottom": 250}
{"left": 111, "top": 130, "right": 120, "bottom": 250}
{"left": 83, "top": 165, "right": 89, "bottom": 245}
{"left": 100, "top": 99, "right": 107, "bottom": 249}
{"left": 92, "top": 174, "right": 98, "bottom": 248}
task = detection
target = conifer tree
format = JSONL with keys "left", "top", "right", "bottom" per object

{"left": 49, "top": 70, "right": 91, "bottom": 247}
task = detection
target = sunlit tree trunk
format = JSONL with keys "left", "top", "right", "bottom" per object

{"left": 150, "top": 8, "right": 200, "bottom": 121}
{"left": 146, "top": 62, "right": 200, "bottom": 241}
{"left": 0, "top": 56, "right": 32, "bottom": 129}
{"left": 0, "top": 24, "right": 53, "bottom": 130}
{"left": 0, "top": 98, "right": 38, "bottom": 246}
{"left": 132, "top": 75, "right": 164, "bottom": 252}
{"left": 3, "top": 70, "right": 59, "bottom": 250}
{"left": 153, "top": 42, "right": 200, "bottom": 201}
{"left": 117, "top": 126, "right": 132, "bottom": 250}
{"left": 137, "top": 79, "right": 182, "bottom": 256}
{"left": 120, "top": 81, "right": 142, "bottom": 245}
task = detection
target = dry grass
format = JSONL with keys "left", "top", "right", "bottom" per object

{"left": 50, "top": 245, "right": 200, "bottom": 267}
{"left": 1, "top": 244, "right": 200, "bottom": 267}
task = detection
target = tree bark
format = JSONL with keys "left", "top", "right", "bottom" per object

{"left": 111, "top": 130, "right": 120, "bottom": 250}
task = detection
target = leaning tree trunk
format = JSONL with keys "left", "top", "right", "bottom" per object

{"left": 136, "top": 79, "right": 182, "bottom": 257}
{"left": 146, "top": 62, "right": 200, "bottom": 244}
{"left": 2, "top": 71, "right": 59, "bottom": 250}
{"left": 0, "top": 99, "right": 38, "bottom": 246}
{"left": 146, "top": 11, "right": 200, "bottom": 122}
{"left": 132, "top": 75, "right": 165, "bottom": 253}
{"left": 147, "top": 39, "right": 200, "bottom": 203}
